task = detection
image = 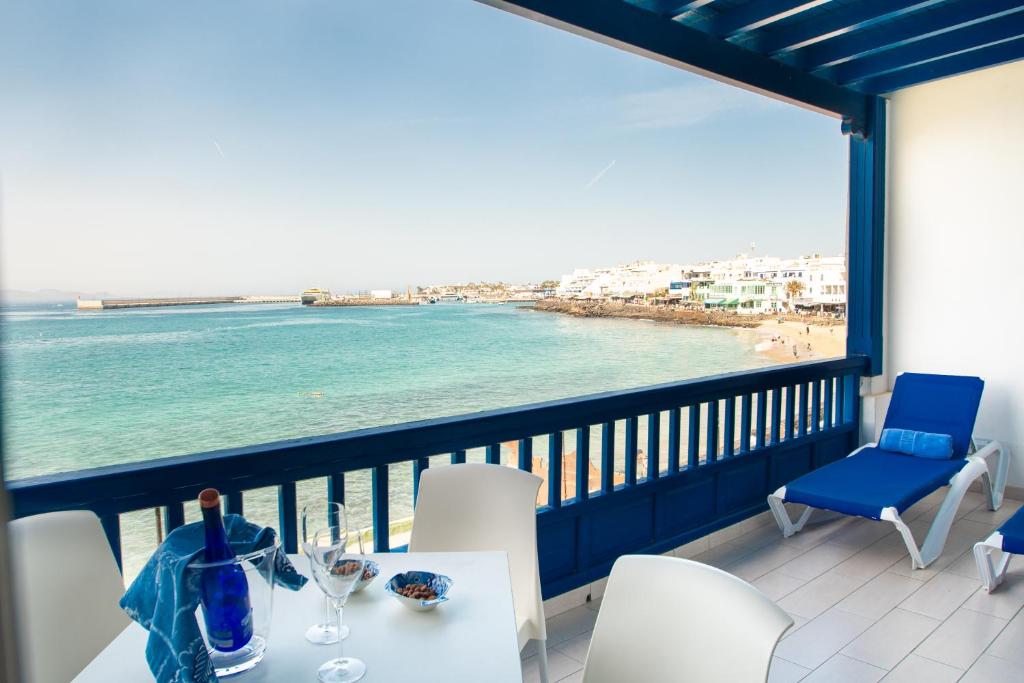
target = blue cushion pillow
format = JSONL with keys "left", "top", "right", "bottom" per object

{"left": 880, "top": 428, "right": 954, "bottom": 459}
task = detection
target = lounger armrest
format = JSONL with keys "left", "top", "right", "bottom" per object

{"left": 971, "top": 438, "right": 1003, "bottom": 461}
{"left": 968, "top": 439, "right": 1009, "bottom": 511}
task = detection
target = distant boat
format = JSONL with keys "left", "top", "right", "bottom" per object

{"left": 301, "top": 288, "right": 331, "bottom": 305}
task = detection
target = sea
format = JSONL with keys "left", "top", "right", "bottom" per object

{"left": 1, "top": 301, "right": 772, "bottom": 578}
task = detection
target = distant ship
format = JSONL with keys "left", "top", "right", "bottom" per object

{"left": 301, "top": 288, "right": 331, "bottom": 305}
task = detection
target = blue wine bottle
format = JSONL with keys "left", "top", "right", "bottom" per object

{"left": 198, "top": 488, "right": 253, "bottom": 652}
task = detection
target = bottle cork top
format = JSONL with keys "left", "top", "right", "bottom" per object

{"left": 198, "top": 488, "right": 221, "bottom": 509}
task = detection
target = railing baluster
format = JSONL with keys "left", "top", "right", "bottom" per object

{"left": 837, "top": 375, "right": 847, "bottom": 424}
{"left": 798, "top": 383, "right": 809, "bottom": 436}
{"left": 770, "top": 388, "right": 782, "bottom": 445}
{"left": 413, "top": 458, "right": 429, "bottom": 504}
{"left": 601, "top": 421, "right": 615, "bottom": 494}
{"left": 646, "top": 412, "right": 660, "bottom": 480}
{"left": 278, "top": 482, "right": 298, "bottom": 554}
{"left": 784, "top": 386, "right": 796, "bottom": 441}
{"left": 100, "top": 513, "right": 123, "bottom": 573}
{"left": 740, "top": 394, "right": 752, "bottom": 454}
{"left": 486, "top": 443, "right": 501, "bottom": 464}
{"left": 548, "top": 431, "right": 563, "bottom": 508}
{"left": 372, "top": 465, "right": 389, "bottom": 552}
{"left": 225, "top": 491, "right": 244, "bottom": 516}
{"left": 625, "top": 416, "right": 638, "bottom": 486}
{"left": 518, "top": 438, "right": 533, "bottom": 472}
{"left": 451, "top": 449, "right": 466, "bottom": 465}
{"left": 723, "top": 397, "right": 736, "bottom": 457}
{"left": 811, "top": 380, "right": 822, "bottom": 433}
{"left": 328, "top": 473, "right": 345, "bottom": 506}
{"left": 755, "top": 390, "right": 767, "bottom": 450}
{"left": 824, "top": 376, "right": 835, "bottom": 429}
{"left": 687, "top": 405, "right": 700, "bottom": 468}
{"left": 706, "top": 400, "right": 719, "bottom": 463}
{"left": 165, "top": 502, "right": 185, "bottom": 533}
{"left": 667, "top": 408, "right": 681, "bottom": 474}
{"left": 576, "top": 426, "right": 590, "bottom": 502}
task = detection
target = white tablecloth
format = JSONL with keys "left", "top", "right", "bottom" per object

{"left": 74, "top": 551, "right": 522, "bottom": 682}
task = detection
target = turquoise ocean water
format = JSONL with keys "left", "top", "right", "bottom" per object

{"left": 2, "top": 302, "right": 771, "bottom": 577}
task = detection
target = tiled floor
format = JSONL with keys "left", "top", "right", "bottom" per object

{"left": 521, "top": 491, "right": 1024, "bottom": 682}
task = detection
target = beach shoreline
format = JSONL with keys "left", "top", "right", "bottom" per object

{"left": 531, "top": 299, "right": 846, "bottom": 362}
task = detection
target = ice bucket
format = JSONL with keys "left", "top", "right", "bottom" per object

{"left": 189, "top": 542, "right": 278, "bottom": 676}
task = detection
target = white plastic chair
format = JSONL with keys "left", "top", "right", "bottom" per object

{"left": 409, "top": 463, "right": 548, "bottom": 682}
{"left": 9, "top": 511, "right": 129, "bottom": 683}
{"left": 582, "top": 555, "right": 792, "bottom": 683}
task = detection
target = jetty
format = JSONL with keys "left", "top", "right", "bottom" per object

{"left": 76, "top": 295, "right": 301, "bottom": 310}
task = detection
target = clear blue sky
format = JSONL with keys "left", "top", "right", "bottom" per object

{"left": 0, "top": 0, "right": 848, "bottom": 296}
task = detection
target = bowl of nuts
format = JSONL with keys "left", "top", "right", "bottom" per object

{"left": 384, "top": 571, "right": 453, "bottom": 612}
{"left": 351, "top": 559, "right": 380, "bottom": 593}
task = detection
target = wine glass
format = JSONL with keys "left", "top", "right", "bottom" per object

{"left": 308, "top": 527, "right": 367, "bottom": 683}
{"left": 301, "top": 500, "right": 347, "bottom": 644}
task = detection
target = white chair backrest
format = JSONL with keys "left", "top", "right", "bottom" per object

{"left": 9, "top": 511, "right": 129, "bottom": 683}
{"left": 583, "top": 555, "right": 792, "bottom": 683}
{"left": 409, "top": 463, "right": 545, "bottom": 646}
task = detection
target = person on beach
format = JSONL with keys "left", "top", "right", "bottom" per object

{"left": 792, "top": 346, "right": 798, "bottom": 358}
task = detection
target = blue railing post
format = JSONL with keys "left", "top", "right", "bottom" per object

{"left": 328, "top": 472, "right": 345, "bottom": 507}
{"left": 100, "top": 513, "right": 123, "bottom": 573}
{"left": 770, "top": 388, "right": 782, "bottom": 445}
{"left": 601, "top": 421, "right": 615, "bottom": 494}
{"left": 548, "top": 431, "right": 563, "bottom": 508}
{"left": 278, "top": 482, "right": 298, "bottom": 554}
{"left": 575, "top": 426, "right": 590, "bottom": 502}
{"left": 706, "top": 401, "right": 719, "bottom": 463}
{"left": 824, "top": 376, "right": 835, "bottom": 429}
{"left": 798, "top": 383, "right": 809, "bottom": 436}
{"left": 413, "top": 458, "right": 429, "bottom": 504}
{"left": 687, "top": 405, "right": 700, "bottom": 468}
{"left": 739, "top": 394, "right": 752, "bottom": 454}
{"left": 755, "top": 390, "right": 767, "bottom": 450}
{"left": 646, "top": 412, "right": 660, "bottom": 480}
{"left": 811, "top": 380, "right": 822, "bottom": 433}
{"left": 666, "top": 408, "right": 680, "bottom": 474}
{"left": 225, "top": 491, "right": 244, "bottom": 516}
{"left": 486, "top": 443, "right": 501, "bottom": 465}
{"left": 784, "top": 386, "right": 796, "bottom": 441}
{"left": 451, "top": 449, "right": 466, "bottom": 465}
{"left": 372, "top": 465, "right": 389, "bottom": 552}
{"left": 723, "top": 397, "right": 736, "bottom": 457}
{"left": 518, "top": 437, "right": 533, "bottom": 472}
{"left": 165, "top": 502, "right": 185, "bottom": 534}
{"left": 625, "top": 416, "right": 638, "bottom": 485}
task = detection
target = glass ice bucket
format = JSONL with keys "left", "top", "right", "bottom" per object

{"left": 189, "top": 543, "right": 279, "bottom": 677}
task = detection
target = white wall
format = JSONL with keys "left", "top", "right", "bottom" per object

{"left": 886, "top": 60, "right": 1024, "bottom": 484}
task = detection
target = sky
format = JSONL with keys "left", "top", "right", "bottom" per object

{"left": 0, "top": 0, "right": 849, "bottom": 296}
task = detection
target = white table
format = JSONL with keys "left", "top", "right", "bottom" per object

{"left": 74, "top": 551, "right": 522, "bottom": 682}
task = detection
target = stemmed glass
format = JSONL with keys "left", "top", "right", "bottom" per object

{"left": 308, "top": 527, "right": 367, "bottom": 683}
{"left": 301, "top": 500, "right": 347, "bottom": 644}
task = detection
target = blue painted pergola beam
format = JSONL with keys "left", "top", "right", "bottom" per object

{"left": 753, "top": 0, "right": 940, "bottom": 55}
{"left": 792, "top": 0, "right": 1024, "bottom": 70}
{"left": 480, "top": 0, "right": 868, "bottom": 127}
{"left": 858, "top": 34, "right": 1024, "bottom": 92}
{"left": 831, "top": 11, "right": 1024, "bottom": 85}
{"left": 710, "top": 0, "right": 827, "bottom": 38}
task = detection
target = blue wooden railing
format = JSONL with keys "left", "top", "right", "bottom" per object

{"left": 7, "top": 356, "right": 866, "bottom": 597}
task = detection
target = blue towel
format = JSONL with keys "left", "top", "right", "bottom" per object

{"left": 120, "top": 515, "right": 307, "bottom": 683}
{"left": 880, "top": 428, "right": 954, "bottom": 459}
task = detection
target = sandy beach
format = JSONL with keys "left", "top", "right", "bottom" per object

{"left": 750, "top": 319, "right": 846, "bottom": 363}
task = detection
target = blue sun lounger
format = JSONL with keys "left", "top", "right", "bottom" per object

{"left": 768, "top": 373, "right": 1009, "bottom": 570}
{"left": 974, "top": 507, "right": 1024, "bottom": 591}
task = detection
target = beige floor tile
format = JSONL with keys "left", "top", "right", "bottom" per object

{"left": 802, "top": 654, "right": 886, "bottom": 683}
{"left": 899, "top": 571, "right": 981, "bottom": 620}
{"left": 986, "top": 606, "right": 1024, "bottom": 665}
{"left": 962, "top": 573, "right": 1024, "bottom": 620}
{"left": 840, "top": 608, "right": 940, "bottom": 670}
{"left": 889, "top": 519, "right": 994, "bottom": 581}
{"left": 553, "top": 630, "right": 592, "bottom": 664}
{"left": 831, "top": 536, "right": 910, "bottom": 582}
{"left": 521, "top": 648, "right": 582, "bottom": 683}
{"left": 774, "top": 607, "right": 875, "bottom": 670}
{"left": 960, "top": 653, "right": 1024, "bottom": 682}
{"left": 943, "top": 547, "right": 985, "bottom": 578}
{"left": 555, "top": 671, "right": 584, "bottom": 683}
{"left": 836, "top": 572, "right": 924, "bottom": 620}
{"left": 964, "top": 498, "right": 1023, "bottom": 526}
{"left": 728, "top": 542, "right": 811, "bottom": 582}
{"left": 545, "top": 604, "right": 599, "bottom": 647}
{"left": 778, "top": 571, "right": 866, "bottom": 619}
{"left": 753, "top": 568, "right": 808, "bottom": 601}
{"left": 913, "top": 607, "right": 1009, "bottom": 670}
{"left": 826, "top": 519, "right": 895, "bottom": 551}
{"left": 780, "top": 543, "right": 860, "bottom": 581}
{"left": 769, "top": 657, "right": 811, "bottom": 683}
{"left": 879, "top": 654, "right": 962, "bottom": 682}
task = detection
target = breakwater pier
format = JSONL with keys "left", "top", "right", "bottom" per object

{"left": 76, "top": 295, "right": 301, "bottom": 310}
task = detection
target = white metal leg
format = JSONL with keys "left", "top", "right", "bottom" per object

{"left": 536, "top": 639, "right": 549, "bottom": 683}
{"left": 974, "top": 533, "right": 1012, "bottom": 592}
{"left": 768, "top": 487, "right": 812, "bottom": 538}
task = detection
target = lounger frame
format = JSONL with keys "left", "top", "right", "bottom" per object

{"left": 974, "top": 531, "right": 1012, "bottom": 592}
{"left": 767, "top": 439, "right": 1007, "bottom": 570}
